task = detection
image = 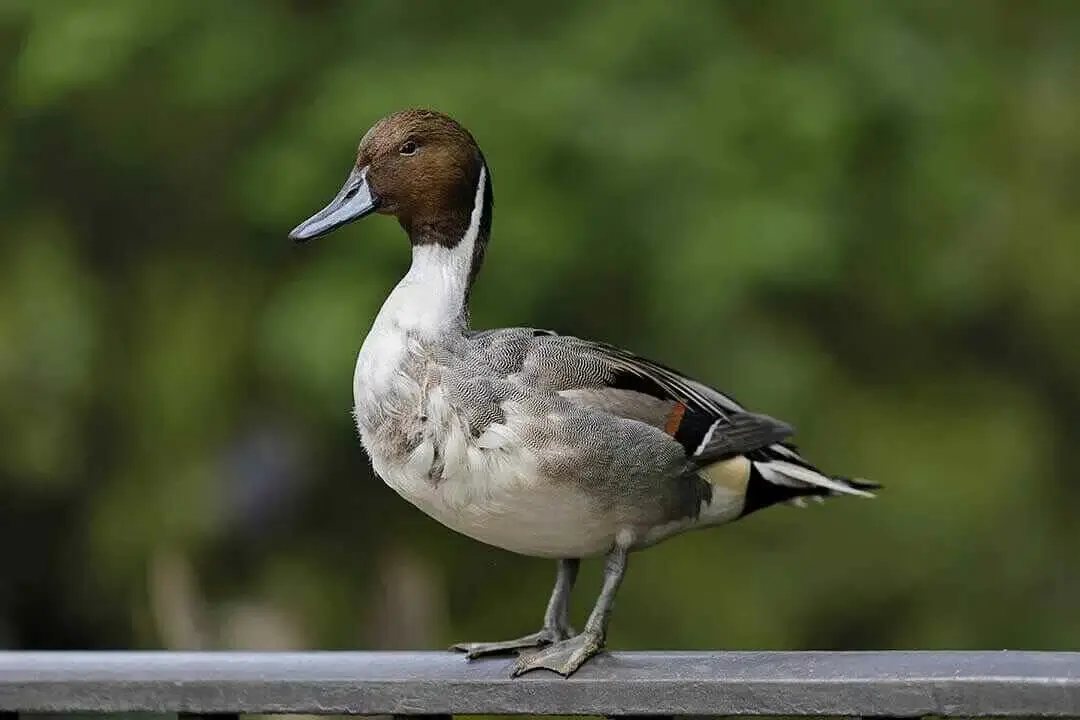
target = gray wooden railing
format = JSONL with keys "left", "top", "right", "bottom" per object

{"left": 1, "top": 651, "right": 1079, "bottom": 717}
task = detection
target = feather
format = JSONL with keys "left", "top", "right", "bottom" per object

{"left": 691, "top": 412, "right": 794, "bottom": 467}
{"left": 756, "top": 459, "right": 876, "bottom": 498}
{"left": 465, "top": 327, "right": 879, "bottom": 507}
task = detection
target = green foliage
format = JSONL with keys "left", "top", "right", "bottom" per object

{"left": 1, "top": 0, "right": 1078, "bottom": 653}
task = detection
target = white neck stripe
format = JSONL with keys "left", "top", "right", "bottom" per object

{"left": 460, "top": 163, "right": 487, "bottom": 258}
{"left": 369, "top": 162, "right": 488, "bottom": 339}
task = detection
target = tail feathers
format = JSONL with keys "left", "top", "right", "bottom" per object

{"left": 832, "top": 476, "right": 882, "bottom": 494}
{"left": 691, "top": 412, "right": 794, "bottom": 468}
{"left": 756, "top": 458, "right": 879, "bottom": 499}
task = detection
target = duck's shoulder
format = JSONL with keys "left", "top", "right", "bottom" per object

{"left": 466, "top": 327, "right": 739, "bottom": 408}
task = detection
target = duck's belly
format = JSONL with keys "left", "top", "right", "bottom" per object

{"left": 366, "top": 431, "right": 620, "bottom": 559}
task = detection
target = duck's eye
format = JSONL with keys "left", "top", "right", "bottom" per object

{"left": 399, "top": 140, "right": 419, "bottom": 156}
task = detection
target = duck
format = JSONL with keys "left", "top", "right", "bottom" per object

{"left": 288, "top": 108, "right": 878, "bottom": 677}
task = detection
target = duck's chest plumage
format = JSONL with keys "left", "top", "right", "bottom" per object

{"left": 352, "top": 323, "right": 619, "bottom": 558}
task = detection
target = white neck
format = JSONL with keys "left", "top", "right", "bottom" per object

{"left": 371, "top": 164, "right": 487, "bottom": 339}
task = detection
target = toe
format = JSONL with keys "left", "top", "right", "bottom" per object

{"left": 449, "top": 642, "right": 480, "bottom": 656}
{"left": 510, "top": 634, "right": 602, "bottom": 677}
{"left": 449, "top": 629, "right": 562, "bottom": 660}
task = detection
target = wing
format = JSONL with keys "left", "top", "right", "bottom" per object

{"left": 468, "top": 327, "right": 878, "bottom": 508}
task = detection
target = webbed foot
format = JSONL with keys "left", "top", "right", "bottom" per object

{"left": 510, "top": 630, "right": 604, "bottom": 677}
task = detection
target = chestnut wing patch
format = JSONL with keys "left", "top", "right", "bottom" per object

{"left": 597, "top": 370, "right": 715, "bottom": 455}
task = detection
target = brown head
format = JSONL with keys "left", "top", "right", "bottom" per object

{"left": 288, "top": 109, "right": 492, "bottom": 251}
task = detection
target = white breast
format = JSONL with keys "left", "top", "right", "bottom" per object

{"left": 351, "top": 289, "right": 619, "bottom": 557}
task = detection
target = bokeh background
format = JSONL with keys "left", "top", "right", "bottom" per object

{"left": 2, "top": 0, "right": 1079, "bottom": 656}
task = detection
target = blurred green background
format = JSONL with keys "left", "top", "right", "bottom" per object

{"left": 1, "top": 0, "right": 1078, "bottom": 656}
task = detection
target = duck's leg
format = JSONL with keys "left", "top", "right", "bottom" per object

{"left": 451, "top": 558, "right": 580, "bottom": 659}
{"left": 511, "top": 544, "right": 628, "bottom": 677}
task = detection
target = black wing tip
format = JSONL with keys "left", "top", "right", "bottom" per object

{"left": 739, "top": 410, "right": 794, "bottom": 436}
{"left": 692, "top": 411, "right": 795, "bottom": 467}
{"left": 722, "top": 411, "right": 795, "bottom": 450}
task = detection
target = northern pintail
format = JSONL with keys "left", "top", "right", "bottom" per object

{"left": 288, "top": 109, "right": 877, "bottom": 677}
